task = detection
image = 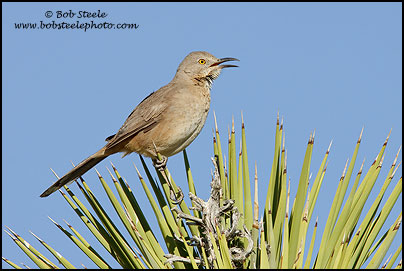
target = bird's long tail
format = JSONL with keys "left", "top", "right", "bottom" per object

{"left": 40, "top": 148, "right": 108, "bottom": 197}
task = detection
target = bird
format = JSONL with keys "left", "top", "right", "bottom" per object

{"left": 40, "top": 51, "right": 239, "bottom": 197}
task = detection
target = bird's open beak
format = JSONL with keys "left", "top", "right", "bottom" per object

{"left": 210, "top": 57, "right": 239, "bottom": 68}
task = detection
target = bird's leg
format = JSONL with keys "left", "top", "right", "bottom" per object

{"left": 152, "top": 154, "right": 184, "bottom": 204}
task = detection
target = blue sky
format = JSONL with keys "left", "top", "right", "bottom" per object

{"left": 3, "top": 2, "right": 402, "bottom": 268}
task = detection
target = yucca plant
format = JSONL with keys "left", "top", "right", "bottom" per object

{"left": 3, "top": 113, "right": 402, "bottom": 269}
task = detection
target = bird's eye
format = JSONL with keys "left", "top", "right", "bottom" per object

{"left": 198, "top": 59, "right": 206, "bottom": 65}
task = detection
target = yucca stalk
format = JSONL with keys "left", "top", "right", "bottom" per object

{"left": 3, "top": 114, "right": 401, "bottom": 269}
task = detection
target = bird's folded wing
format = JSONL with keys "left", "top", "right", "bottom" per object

{"left": 105, "top": 88, "right": 167, "bottom": 150}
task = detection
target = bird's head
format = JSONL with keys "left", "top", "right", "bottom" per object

{"left": 175, "top": 51, "right": 239, "bottom": 88}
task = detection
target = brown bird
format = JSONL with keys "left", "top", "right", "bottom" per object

{"left": 40, "top": 51, "right": 239, "bottom": 197}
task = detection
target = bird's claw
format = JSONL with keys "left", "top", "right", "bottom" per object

{"left": 170, "top": 187, "right": 184, "bottom": 204}
{"left": 152, "top": 156, "right": 168, "bottom": 170}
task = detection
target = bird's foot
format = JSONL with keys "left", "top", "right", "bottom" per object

{"left": 152, "top": 155, "right": 168, "bottom": 170}
{"left": 170, "top": 187, "right": 184, "bottom": 205}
